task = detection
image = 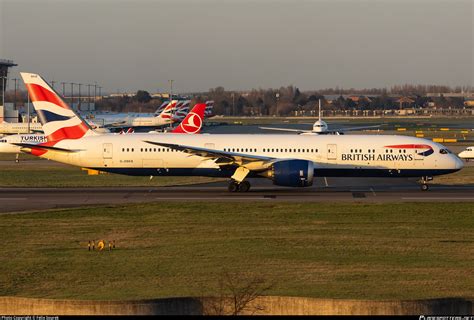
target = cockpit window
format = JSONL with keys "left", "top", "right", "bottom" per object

{"left": 439, "top": 149, "right": 451, "bottom": 154}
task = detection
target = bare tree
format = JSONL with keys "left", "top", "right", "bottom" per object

{"left": 203, "top": 270, "right": 275, "bottom": 315}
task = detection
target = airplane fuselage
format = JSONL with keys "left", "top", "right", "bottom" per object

{"left": 0, "top": 122, "right": 43, "bottom": 134}
{"left": 35, "top": 133, "right": 463, "bottom": 178}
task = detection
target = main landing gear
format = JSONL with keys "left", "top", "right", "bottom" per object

{"left": 228, "top": 166, "right": 251, "bottom": 192}
{"left": 420, "top": 176, "right": 433, "bottom": 191}
{"left": 228, "top": 180, "right": 251, "bottom": 192}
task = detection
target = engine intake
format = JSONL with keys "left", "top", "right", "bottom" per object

{"left": 270, "top": 160, "right": 314, "bottom": 187}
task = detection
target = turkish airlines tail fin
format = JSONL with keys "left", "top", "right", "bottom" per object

{"left": 172, "top": 103, "right": 206, "bottom": 134}
{"left": 20, "top": 72, "right": 96, "bottom": 142}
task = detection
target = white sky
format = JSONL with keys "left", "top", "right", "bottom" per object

{"left": 1, "top": 0, "right": 473, "bottom": 93}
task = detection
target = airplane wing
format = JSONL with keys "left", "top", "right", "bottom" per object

{"left": 144, "top": 140, "right": 276, "bottom": 170}
{"left": 331, "top": 124, "right": 383, "bottom": 132}
{"left": 260, "top": 124, "right": 383, "bottom": 134}
{"left": 259, "top": 126, "right": 312, "bottom": 134}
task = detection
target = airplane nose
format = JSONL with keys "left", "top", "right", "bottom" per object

{"left": 453, "top": 155, "right": 464, "bottom": 170}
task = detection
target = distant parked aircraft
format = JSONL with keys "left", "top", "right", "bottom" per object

{"left": 260, "top": 100, "right": 381, "bottom": 135}
{"left": 458, "top": 146, "right": 474, "bottom": 161}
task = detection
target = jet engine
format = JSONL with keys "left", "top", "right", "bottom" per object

{"left": 268, "top": 160, "right": 314, "bottom": 187}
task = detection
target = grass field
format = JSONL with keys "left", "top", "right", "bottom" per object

{"left": 435, "top": 166, "right": 474, "bottom": 185}
{"left": 0, "top": 160, "right": 224, "bottom": 187}
{"left": 0, "top": 202, "right": 472, "bottom": 301}
{"left": 0, "top": 159, "right": 472, "bottom": 187}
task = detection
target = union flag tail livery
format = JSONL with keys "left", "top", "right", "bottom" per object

{"left": 155, "top": 100, "right": 178, "bottom": 122}
{"left": 172, "top": 103, "right": 206, "bottom": 134}
{"left": 20, "top": 73, "right": 95, "bottom": 142}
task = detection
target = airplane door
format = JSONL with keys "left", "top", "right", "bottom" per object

{"left": 327, "top": 144, "right": 337, "bottom": 160}
{"left": 103, "top": 143, "right": 113, "bottom": 159}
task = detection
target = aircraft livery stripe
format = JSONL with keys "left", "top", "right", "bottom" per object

{"left": 25, "top": 83, "right": 69, "bottom": 109}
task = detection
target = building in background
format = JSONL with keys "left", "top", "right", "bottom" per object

{"left": 0, "top": 59, "right": 18, "bottom": 106}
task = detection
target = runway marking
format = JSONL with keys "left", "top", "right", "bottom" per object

{"left": 0, "top": 198, "right": 28, "bottom": 200}
{"left": 155, "top": 197, "right": 273, "bottom": 200}
{"left": 370, "top": 188, "right": 376, "bottom": 196}
{"left": 402, "top": 197, "right": 474, "bottom": 200}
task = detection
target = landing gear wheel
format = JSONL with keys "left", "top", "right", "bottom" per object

{"left": 238, "top": 181, "right": 251, "bottom": 192}
{"left": 228, "top": 180, "right": 239, "bottom": 192}
{"left": 420, "top": 176, "right": 431, "bottom": 191}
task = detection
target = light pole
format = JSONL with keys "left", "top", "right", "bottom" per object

{"left": 78, "top": 83, "right": 82, "bottom": 110}
{"left": 168, "top": 80, "right": 174, "bottom": 128}
{"left": 275, "top": 92, "right": 280, "bottom": 116}
{"left": 87, "top": 84, "right": 92, "bottom": 111}
{"left": 27, "top": 87, "right": 30, "bottom": 133}
{"left": 70, "top": 83, "right": 75, "bottom": 108}
{"left": 231, "top": 92, "right": 235, "bottom": 116}
{"left": 168, "top": 79, "right": 174, "bottom": 102}
{"left": 13, "top": 78, "right": 18, "bottom": 109}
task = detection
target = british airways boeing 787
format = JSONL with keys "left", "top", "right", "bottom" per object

{"left": 18, "top": 72, "right": 463, "bottom": 192}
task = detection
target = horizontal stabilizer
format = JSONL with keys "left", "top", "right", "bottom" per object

{"left": 12, "top": 143, "right": 79, "bottom": 153}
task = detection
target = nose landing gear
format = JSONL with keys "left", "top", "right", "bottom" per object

{"left": 228, "top": 180, "right": 251, "bottom": 192}
{"left": 420, "top": 176, "right": 433, "bottom": 191}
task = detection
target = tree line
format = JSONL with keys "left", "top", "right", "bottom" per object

{"left": 4, "top": 83, "right": 472, "bottom": 116}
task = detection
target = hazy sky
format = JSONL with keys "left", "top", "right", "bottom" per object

{"left": 1, "top": 0, "right": 473, "bottom": 93}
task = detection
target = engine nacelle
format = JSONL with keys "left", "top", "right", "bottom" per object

{"left": 270, "top": 160, "right": 314, "bottom": 187}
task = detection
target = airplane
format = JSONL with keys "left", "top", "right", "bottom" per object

{"left": 458, "top": 146, "right": 474, "bottom": 161}
{"left": 86, "top": 101, "right": 177, "bottom": 129}
{"left": 0, "top": 121, "right": 43, "bottom": 134}
{"left": 17, "top": 72, "right": 463, "bottom": 192}
{"left": 260, "top": 100, "right": 381, "bottom": 135}
{"left": 0, "top": 118, "right": 109, "bottom": 135}
{"left": 0, "top": 101, "right": 207, "bottom": 162}
{"left": 156, "top": 100, "right": 214, "bottom": 120}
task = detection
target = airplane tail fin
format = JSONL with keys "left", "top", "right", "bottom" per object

{"left": 171, "top": 103, "right": 206, "bottom": 134}
{"left": 156, "top": 100, "right": 177, "bottom": 122}
{"left": 20, "top": 72, "right": 96, "bottom": 142}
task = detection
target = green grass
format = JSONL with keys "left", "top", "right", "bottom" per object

{"left": 435, "top": 166, "right": 474, "bottom": 185}
{"left": 0, "top": 202, "right": 473, "bottom": 300}
{"left": 0, "top": 161, "right": 223, "bottom": 187}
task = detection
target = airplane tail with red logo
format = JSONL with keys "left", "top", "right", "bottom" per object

{"left": 155, "top": 100, "right": 178, "bottom": 123}
{"left": 20, "top": 73, "right": 96, "bottom": 142}
{"left": 171, "top": 103, "right": 206, "bottom": 134}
